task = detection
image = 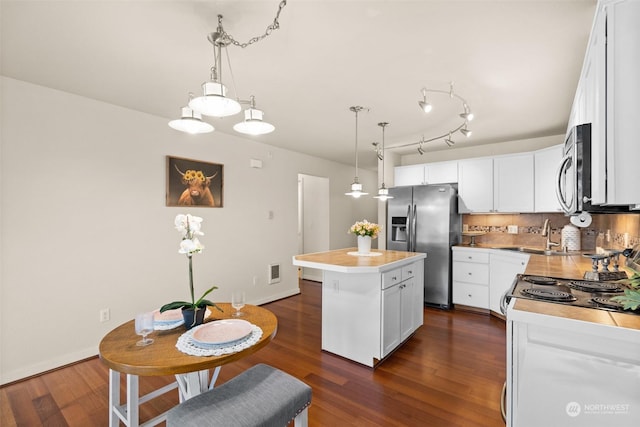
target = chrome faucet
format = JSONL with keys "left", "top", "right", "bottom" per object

{"left": 542, "top": 219, "right": 560, "bottom": 251}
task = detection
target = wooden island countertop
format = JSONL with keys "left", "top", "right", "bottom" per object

{"left": 292, "top": 248, "right": 426, "bottom": 273}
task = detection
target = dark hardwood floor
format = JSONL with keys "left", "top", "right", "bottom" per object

{"left": 1, "top": 280, "right": 507, "bottom": 426}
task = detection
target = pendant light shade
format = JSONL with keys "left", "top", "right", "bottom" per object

{"left": 189, "top": 80, "right": 242, "bottom": 117}
{"left": 233, "top": 96, "right": 275, "bottom": 135}
{"left": 169, "top": 95, "right": 214, "bottom": 134}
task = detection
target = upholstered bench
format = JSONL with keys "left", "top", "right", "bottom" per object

{"left": 166, "top": 364, "right": 312, "bottom": 427}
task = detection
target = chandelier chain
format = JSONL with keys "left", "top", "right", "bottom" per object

{"left": 222, "top": 0, "right": 287, "bottom": 48}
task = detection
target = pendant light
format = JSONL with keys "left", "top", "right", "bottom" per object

{"left": 373, "top": 122, "right": 393, "bottom": 201}
{"left": 189, "top": 20, "right": 242, "bottom": 118}
{"left": 168, "top": 94, "right": 214, "bottom": 134}
{"left": 233, "top": 95, "right": 275, "bottom": 135}
{"left": 345, "top": 106, "right": 368, "bottom": 198}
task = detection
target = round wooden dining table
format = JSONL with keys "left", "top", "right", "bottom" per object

{"left": 99, "top": 303, "right": 277, "bottom": 427}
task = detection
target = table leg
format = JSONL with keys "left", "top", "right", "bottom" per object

{"left": 175, "top": 367, "right": 221, "bottom": 402}
{"left": 126, "top": 374, "right": 140, "bottom": 427}
{"left": 109, "top": 369, "right": 120, "bottom": 427}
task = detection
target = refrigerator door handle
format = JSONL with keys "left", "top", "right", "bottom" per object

{"left": 406, "top": 204, "right": 412, "bottom": 251}
{"left": 412, "top": 204, "right": 417, "bottom": 252}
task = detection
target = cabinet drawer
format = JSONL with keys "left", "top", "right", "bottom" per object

{"left": 453, "top": 250, "right": 490, "bottom": 263}
{"left": 453, "top": 282, "right": 489, "bottom": 308}
{"left": 401, "top": 264, "right": 416, "bottom": 280}
{"left": 382, "top": 268, "right": 402, "bottom": 289}
{"left": 453, "top": 262, "right": 489, "bottom": 285}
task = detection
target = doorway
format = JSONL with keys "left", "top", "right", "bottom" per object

{"left": 297, "top": 174, "right": 329, "bottom": 281}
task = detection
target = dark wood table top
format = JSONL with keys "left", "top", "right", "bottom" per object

{"left": 99, "top": 304, "right": 277, "bottom": 376}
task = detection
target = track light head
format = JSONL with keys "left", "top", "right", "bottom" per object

{"left": 418, "top": 88, "right": 432, "bottom": 113}
{"left": 418, "top": 100, "right": 432, "bottom": 113}
{"left": 460, "top": 126, "right": 472, "bottom": 138}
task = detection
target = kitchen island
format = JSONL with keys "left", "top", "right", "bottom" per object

{"left": 293, "top": 248, "right": 426, "bottom": 367}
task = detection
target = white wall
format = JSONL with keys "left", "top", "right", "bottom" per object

{"left": 0, "top": 77, "right": 377, "bottom": 384}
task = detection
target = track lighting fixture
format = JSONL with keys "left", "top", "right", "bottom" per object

{"left": 459, "top": 103, "right": 474, "bottom": 121}
{"left": 418, "top": 88, "right": 432, "bottom": 113}
{"left": 345, "top": 106, "right": 369, "bottom": 198}
{"left": 372, "top": 142, "right": 383, "bottom": 161}
{"left": 444, "top": 132, "right": 455, "bottom": 147}
{"left": 373, "top": 122, "right": 393, "bottom": 201}
{"left": 384, "top": 82, "right": 473, "bottom": 152}
{"left": 417, "top": 137, "right": 425, "bottom": 155}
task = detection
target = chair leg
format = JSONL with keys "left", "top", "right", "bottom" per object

{"left": 293, "top": 407, "right": 308, "bottom": 427}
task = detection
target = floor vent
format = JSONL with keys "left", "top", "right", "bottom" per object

{"left": 268, "top": 263, "right": 281, "bottom": 285}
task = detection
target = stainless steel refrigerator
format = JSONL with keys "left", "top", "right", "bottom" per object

{"left": 386, "top": 184, "right": 461, "bottom": 308}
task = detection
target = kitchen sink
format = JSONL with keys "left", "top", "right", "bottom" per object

{"left": 495, "top": 247, "right": 572, "bottom": 256}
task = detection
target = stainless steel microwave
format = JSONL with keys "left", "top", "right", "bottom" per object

{"left": 556, "top": 123, "right": 629, "bottom": 215}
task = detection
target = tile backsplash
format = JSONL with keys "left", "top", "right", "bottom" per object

{"left": 462, "top": 213, "right": 640, "bottom": 250}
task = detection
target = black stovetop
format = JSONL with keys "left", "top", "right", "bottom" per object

{"left": 507, "top": 274, "right": 638, "bottom": 315}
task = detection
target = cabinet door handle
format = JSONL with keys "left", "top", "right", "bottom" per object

{"left": 468, "top": 272, "right": 472, "bottom": 276}
{"left": 392, "top": 276, "right": 397, "bottom": 281}
{"left": 407, "top": 270, "right": 413, "bottom": 274}
{"left": 468, "top": 294, "right": 472, "bottom": 297}
{"left": 468, "top": 256, "right": 472, "bottom": 259}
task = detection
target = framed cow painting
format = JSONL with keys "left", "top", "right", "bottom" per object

{"left": 166, "top": 156, "right": 224, "bottom": 207}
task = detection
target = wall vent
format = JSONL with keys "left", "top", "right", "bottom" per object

{"left": 268, "top": 263, "right": 281, "bottom": 285}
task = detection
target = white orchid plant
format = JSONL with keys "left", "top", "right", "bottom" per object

{"left": 160, "top": 214, "right": 222, "bottom": 315}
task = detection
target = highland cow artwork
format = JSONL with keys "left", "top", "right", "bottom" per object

{"left": 166, "top": 156, "right": 223, "bottom": 207}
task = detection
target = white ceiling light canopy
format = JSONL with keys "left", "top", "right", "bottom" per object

{"left": 171, "top": 2, "right": 287, "bottom": 135}
{"left": 233, "top": 95, "right": 275, "bottom": 135}
{"left": 373, "top": 122, "right": 393, "bottom": 201}
{"left": 168, "top": 93, "right": 214, "bottom": 134}
{"left": 345, "top": 106, "right": 369, "bottom": 198}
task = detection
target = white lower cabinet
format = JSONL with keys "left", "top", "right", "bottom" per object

{"left": 452, "top": 247, "right": 490, "bottom": 309}
{"left": 381, "top": 264, "right": 422, "bottom": 358}
{"left": 453, "top": 247, "right": 530, "bottom": 313}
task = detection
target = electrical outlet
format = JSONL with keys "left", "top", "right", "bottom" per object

{"left": 507, "top": 225, "right": 518, "bottom": 234}
{"left": 99, "top": 308, "right": 110, "bottom": 322}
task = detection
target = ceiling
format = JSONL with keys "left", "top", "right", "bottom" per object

{"left": 1, "top": 0, "right": 596, "bottom": 170}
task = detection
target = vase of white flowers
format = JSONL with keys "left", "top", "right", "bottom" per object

{"left": 349, "top": 220, "right": 381, "bottom": 255}
{"left": 161, "top": 214, "right": 222, "bottom": 329}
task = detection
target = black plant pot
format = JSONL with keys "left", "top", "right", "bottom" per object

{"left": 182, "top": 307, "right": 206, "bottom": 330}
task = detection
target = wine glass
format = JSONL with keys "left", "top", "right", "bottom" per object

{"left": 231, "top": 291, "right": 246, "bottom": 317}
{"left": 134, "top": 312, "right": 155, "bottom": 346}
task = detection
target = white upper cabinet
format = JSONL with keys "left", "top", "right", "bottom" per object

{"left": 493, "top": 153, "right": 534, "bottom": 213}
{"left": 458, "top": 157, "right": 494, "bottom": 213}
{"left": 394, "top": 164, "right": 425, "bottom": 186}
{"left": 425, "top": 161, "right": 458, "bottom": 184}
{"left": 534, "top": 144, "right": 564, "bottom": 212}
{"left": 393, "top": 161, "right": 458, "bottom": 187}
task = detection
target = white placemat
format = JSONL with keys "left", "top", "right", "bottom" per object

{"left": 347, "top": 251, "right": 383, "bottom": 257}
{"left": 176, "top": 323, "right": 263, "bottom": 356}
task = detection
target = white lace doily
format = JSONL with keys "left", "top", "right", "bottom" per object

{"left": 176, "top": 323, "right": 263, "bottom": 356}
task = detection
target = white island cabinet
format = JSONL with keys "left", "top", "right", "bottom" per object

{"left": 293, "top": 248, "right": 425, "bottom": 367}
